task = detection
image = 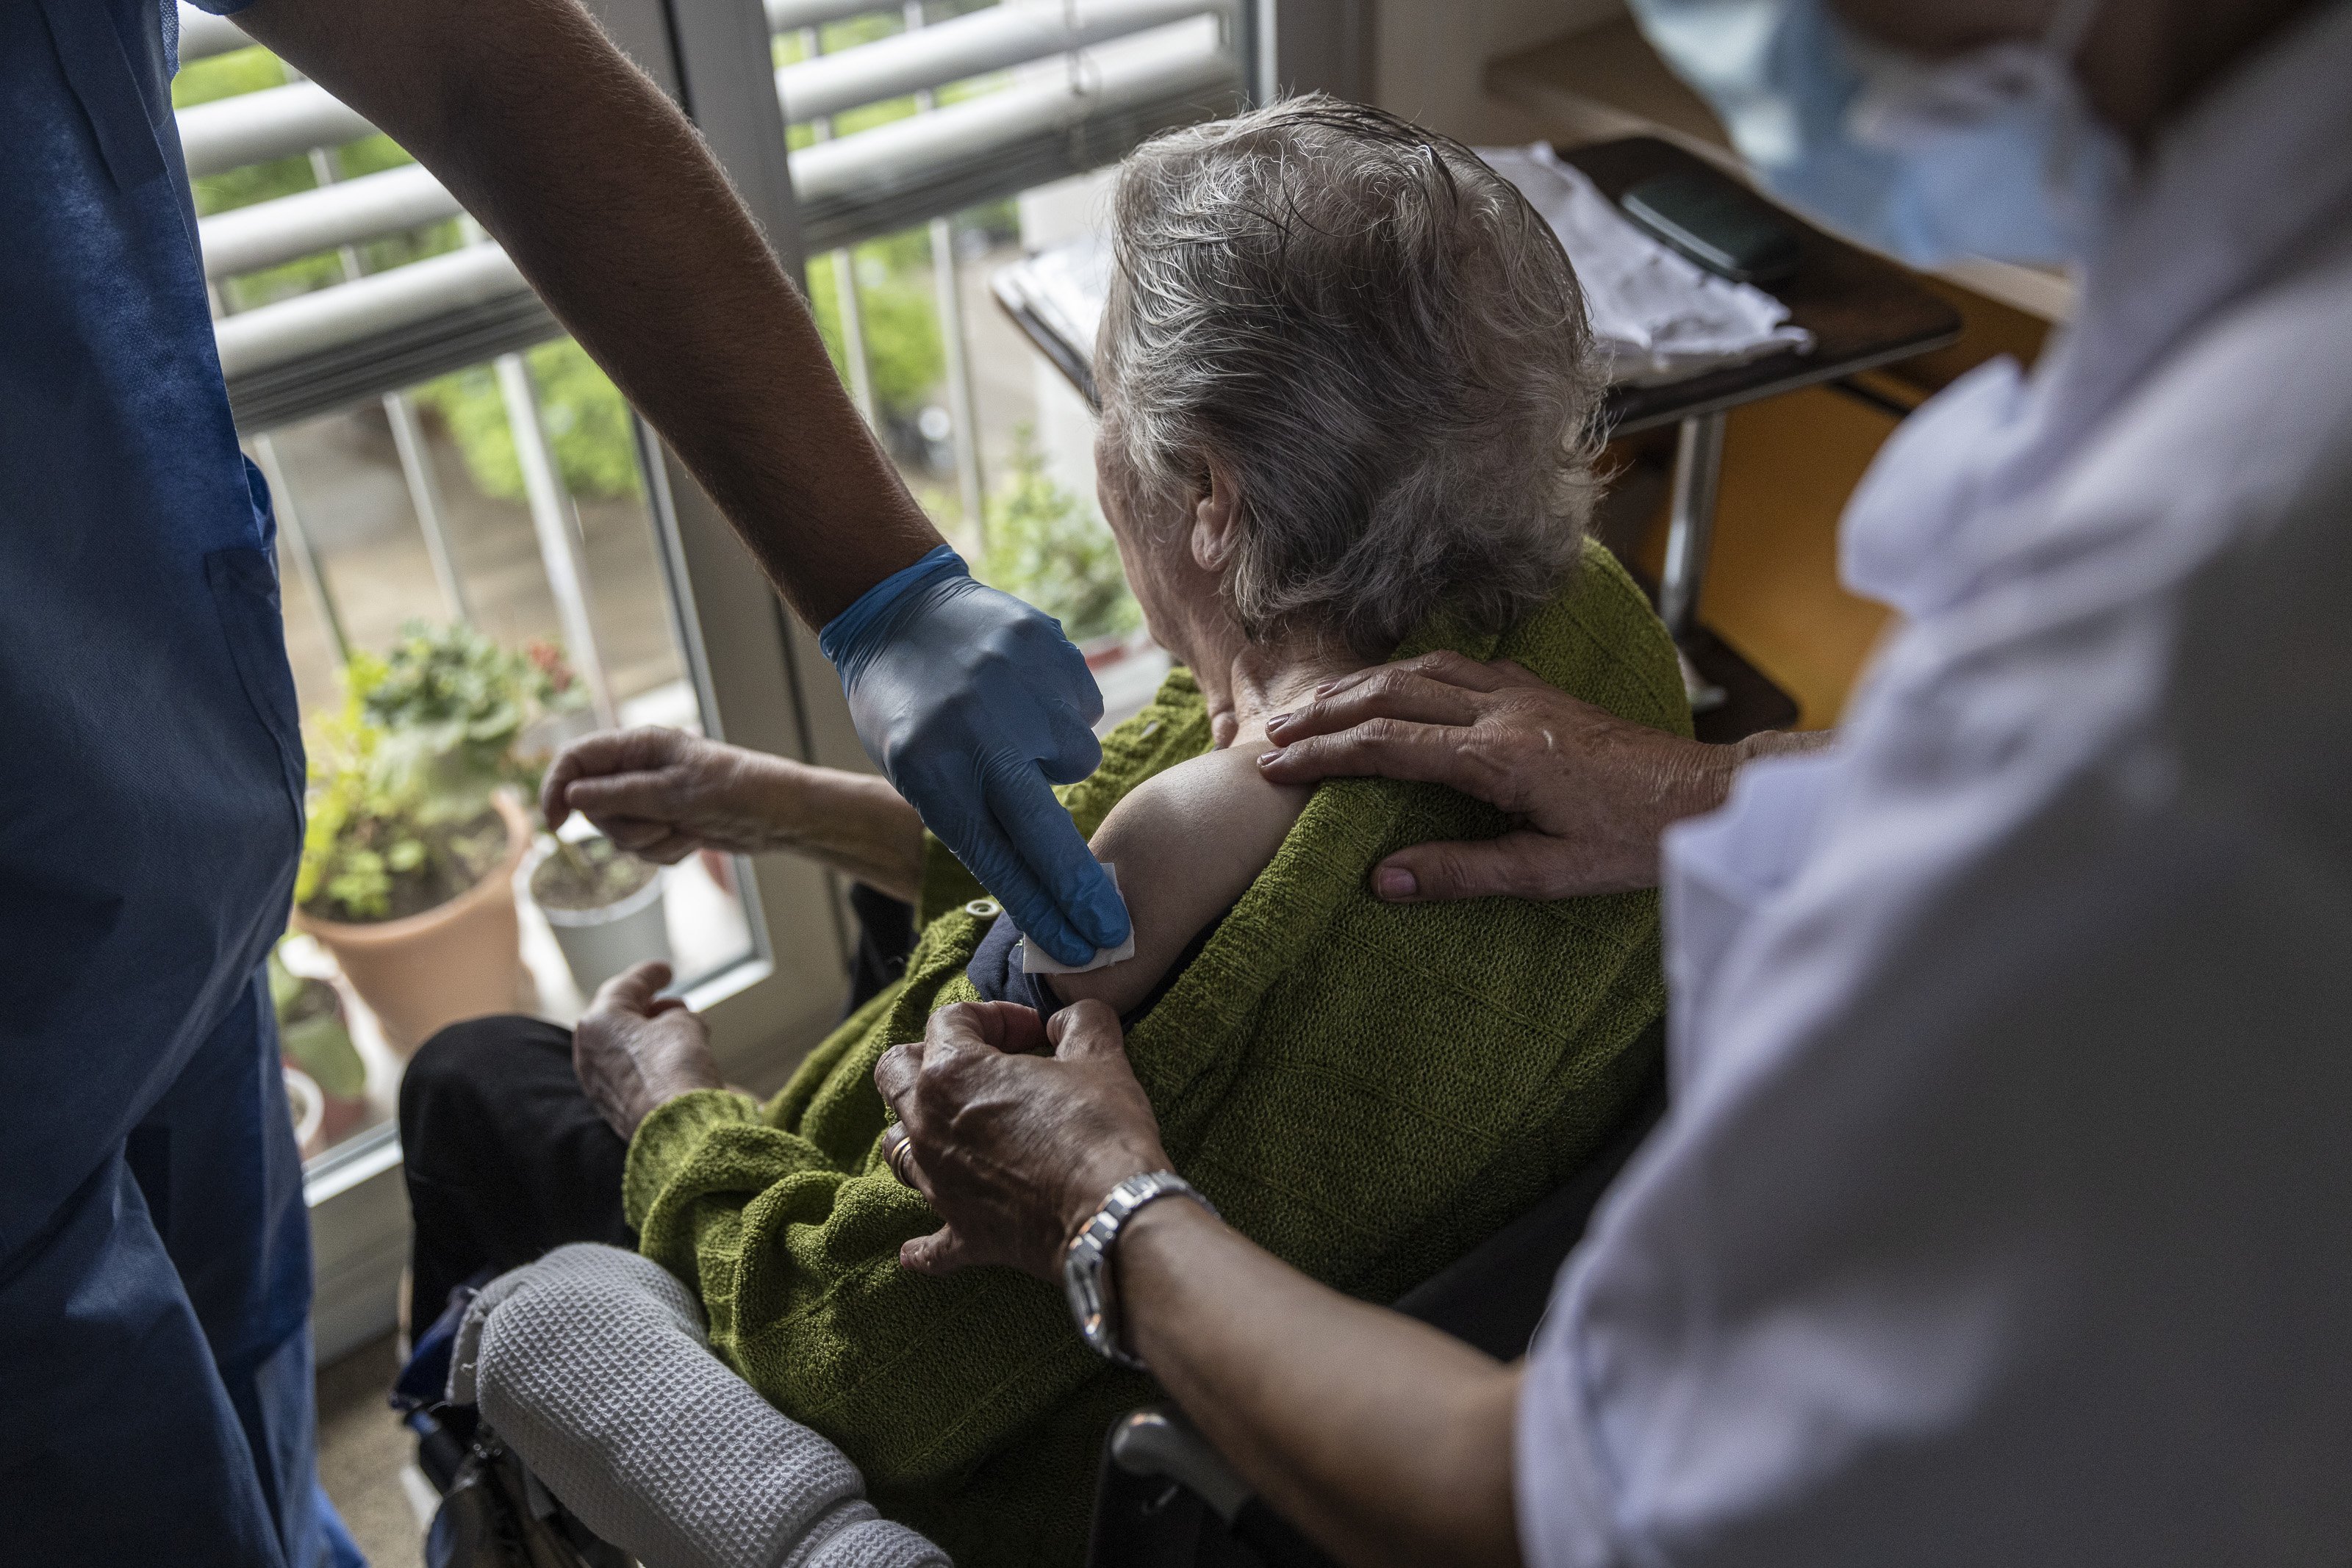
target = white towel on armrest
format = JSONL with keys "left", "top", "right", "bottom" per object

{"left": 450, "top": 1243, "right": 950, "bottom": 1568}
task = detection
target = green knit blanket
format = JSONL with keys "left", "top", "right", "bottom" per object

{"left": 624, "top": 539, "right": 1690, "bottom": 1567}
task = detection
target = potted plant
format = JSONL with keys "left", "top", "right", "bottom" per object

{"left": 269, "top": 946, "right": 368, "bottom": 1151}
{"left": 290, "top": 659, "right": 532, "bottom": 1052}
{"left": 977, "top": 428, "right": 1142, "bottom": 658}
{"left": 360, "top": 621, "right": 578, "bottom": 802}
{"left": 527, "top": 835, "right": 672, "bottom": 997}
{"left": 515, "top": 638, "right": 598, "bottom": 769}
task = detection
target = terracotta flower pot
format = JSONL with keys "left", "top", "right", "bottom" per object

{"left": 294, "top": 791, "right": 533, "bottom": 1054}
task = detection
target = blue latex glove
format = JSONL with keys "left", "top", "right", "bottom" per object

{"left": 821, "top": 546, "right": 1128, "bottom": 965}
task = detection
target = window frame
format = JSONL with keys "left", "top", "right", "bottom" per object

{"left": 291, "top": 0, "right": 1271, "bottom": 1359}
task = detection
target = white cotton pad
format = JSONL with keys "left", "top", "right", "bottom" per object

{"left": 1019, "top": 864, "right": 1137, "bottom": 975}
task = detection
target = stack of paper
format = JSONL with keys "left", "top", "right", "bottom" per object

{"left": 996, "top": 233, "right": 1114, "bottom": 369}
{"left": 1474, "top": 143, "right": 1813, "bottom": 386}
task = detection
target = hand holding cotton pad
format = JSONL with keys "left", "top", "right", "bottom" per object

{"left": 1019, "top": 866, "right": 1136, "bottom": 975}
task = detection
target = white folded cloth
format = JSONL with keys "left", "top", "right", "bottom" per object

{"left": 1473, "top": 143, "right": 1813, "bottom": 386}
{"left": 451, "top": 1243, "right": 950, "bottom": 1568}
{"left": 992, "top": 143, "right": 1813, "bottom": 391}
{"left": 994, "top": 232, "right": 1112, "bottom": 365}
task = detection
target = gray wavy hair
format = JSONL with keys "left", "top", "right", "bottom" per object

{"left": 1097, "top": 95, "right": 1605, "bottom": 658}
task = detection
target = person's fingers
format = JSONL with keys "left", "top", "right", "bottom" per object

{"left": 1369, "top": 832, "right": 1582, "bottom": 903}
{"left": 563, "top": 772, "right": 682, "bottom": 824}
{"left": 873, "top": 1039, "right": 925, "bottom": 1111}
{"left": 540, "top": 749, "right": 582, "bottom": 831}
{"left": 1044, "top": 999, "right": 1127, "bottom": 1062}
{"left": 1264, "top": 671, "right": 1487, "bottom": 748}
{"left": 1255, "top": 716, "right": 1492, "bottom": 792}
{"left": 542, "top": 727, "right": 687, "bottom": 824}
{"left": 952, "top": 999, "right": 1053, "bottom": 1057}
{"left": 1301, "top": 650, "right": 1521, "bottom": 708}
{"left": 959, "top": 780, "right": 1108, "bottom": 967}
{"left": 920, "top": 1000, "right": 1016, "bottom": 1057}
{"left": 879, "top": 1123, "right": 924, "bottom": 1188}
{"left": 592, "top": 960, "right": 675, "bottom": 1017}
{"left": 900, "top": 1226, "right": 973, "bottom": 1276}
{"left": 1474, "top": 658, "right": 1553, "bottom": 691}
{"left": 596, "top": 816, "right": 678, "bottom": 855}
{"left": 1205, "top": 689, "right": 1239, "bottom": 750}
{"left": 611, "top": 830, "right": 696, "bottom": 866}
{"left": 987, "top": 757, "right": 1128, "bottom": 954}
{"left": 1033, "top": 691, "right": 1106, "bottom": 788}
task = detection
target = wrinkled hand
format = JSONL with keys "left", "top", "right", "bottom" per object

{"left": 573, "top": 963, "right": 724, "bottom": 1140}
{"left": 1255, "top": 651, "right": 1737, "bottom": 901}
{"left": 833, "top": 564, "right": 1127, "bottom": 967}
{"left": 541, "top": 727, "right": 780, "bottom": 866}
{"left": 873, "top": 1000, "right": 1168, "bottom": 1280}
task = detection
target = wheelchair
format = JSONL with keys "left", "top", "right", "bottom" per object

{"left": 401, "top": 1027, "right": 1665, "bottom": 1568}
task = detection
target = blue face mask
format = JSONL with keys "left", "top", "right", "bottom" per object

{"left": 1627, "top": 0, "right": 2129, "bottom": 267}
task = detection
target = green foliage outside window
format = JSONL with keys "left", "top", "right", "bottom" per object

{"left": 298, "top": 625, "right": 574, "bottom": 921}
{"left": 805, "top": 234, "right": 947, "bottom": 425}
{"left": 177, "top": 32, "right": 1041, "bottom": 563}
{"left": 978, "top": 429, "right": 1139, "bottom": 645}
{"left": 358, "top": 621, "right": 582, "bottom": 812}
{"left": 174, "top": 48, "right": 463, "bottom": 308}
{"left": 412, "top": 341, "right": 645, "bottom": 504}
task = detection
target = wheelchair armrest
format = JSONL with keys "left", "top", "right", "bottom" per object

{"left": 459, "top": 1244, "right": 947, "bottom": 1568}
{"left": 1111, "top": 1408, "right": 1252, "bottom": 1520}
{"left": 1091, "top": 1407, "right": 1337, "bottom": 1568}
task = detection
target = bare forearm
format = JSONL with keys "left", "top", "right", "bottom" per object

{"left": 1117, "top": 1201, "right": 1523, "bottom": 1568}
{"left": 242, "top": 0, "right": 942, "bottom": 626}
{"left": 750, "top": 759, "right": 925, "bottom": 902}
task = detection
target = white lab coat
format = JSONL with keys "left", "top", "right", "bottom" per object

{"left": 1516, "top": 4, "right": 2352, "bottom": 1562}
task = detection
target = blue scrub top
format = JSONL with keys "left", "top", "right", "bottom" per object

{"left": 0, "top": 0, "right": 300, "bottom": 1264}
{"left": 1, "top": 1, "right": 326, "bottom": 1560}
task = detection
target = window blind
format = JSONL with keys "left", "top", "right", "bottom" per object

{"left": 180, "top": 0, "right": 1243, "bottom": 435}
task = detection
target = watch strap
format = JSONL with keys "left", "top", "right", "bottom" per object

{"left": 1064, "top": 1171, "right": 1216, "bottom": 1370}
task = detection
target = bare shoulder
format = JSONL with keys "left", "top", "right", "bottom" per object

{"left": 1045, "top": 748, "right": 1311, "bottom": 1017}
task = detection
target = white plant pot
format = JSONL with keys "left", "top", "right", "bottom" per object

{"left": 538, "top": 868, "right": 673, "bottom": 998}
{"left": 283, "top": 1065, "right": 326, "bottom": 1160}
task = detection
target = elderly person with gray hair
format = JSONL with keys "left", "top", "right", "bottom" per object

{"left": 401, "top": 96, "right": 1688, "bottom": 1567}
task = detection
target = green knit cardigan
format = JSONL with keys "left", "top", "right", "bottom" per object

{"left": 623, "top": 539, "right": 1690, "bottom": 1567}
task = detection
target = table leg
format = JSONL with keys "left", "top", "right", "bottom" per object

{"left": 1659, "top": 411, "right": 1728, "bottom": 713}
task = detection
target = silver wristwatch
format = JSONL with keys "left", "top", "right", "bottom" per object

{"left": 1063, "top": 1170, "right": 1216, "bottom": 1370}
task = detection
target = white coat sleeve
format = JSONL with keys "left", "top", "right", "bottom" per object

{"left": 1514, "top": 443, "right": 2352, "bottom": 1566}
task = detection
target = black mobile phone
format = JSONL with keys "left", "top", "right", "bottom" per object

{"left": 1618, "top": 170, "right": 1802, "bottom": 286}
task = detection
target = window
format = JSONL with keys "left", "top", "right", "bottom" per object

{"left": 174, "top": 0, "right": 1255, "bottom": 1355}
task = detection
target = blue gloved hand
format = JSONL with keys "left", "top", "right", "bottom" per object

{"left": 821, "top": 546, "right": 1128, "bottom": 965}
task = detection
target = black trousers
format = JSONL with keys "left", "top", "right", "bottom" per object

{"left": 398, "top": 1016, "right": 633, "bottom": 1330}
{"left": 398, "top": 885, "right": 921, "bottom": 1329}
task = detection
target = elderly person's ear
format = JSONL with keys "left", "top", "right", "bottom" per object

{"left": 1189, "top": 462, "right": 1243, "bottom": 574}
